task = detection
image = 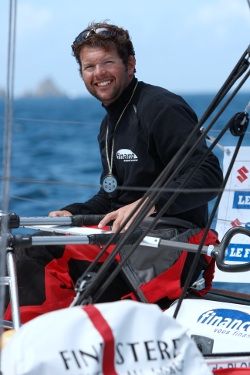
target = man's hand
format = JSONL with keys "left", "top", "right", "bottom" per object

{"left": 48, "top": 210, "right": 72, "bottom": 217}
{"left": 98, "top": 198, "right": 155, "bottom": 233}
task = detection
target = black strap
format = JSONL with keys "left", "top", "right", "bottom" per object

{"left": 143, "top": 216, "right": 196, "bottom": 230}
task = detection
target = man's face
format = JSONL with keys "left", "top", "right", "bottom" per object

{"left": 79, "top": 45, "right": 135, "bottom": 106}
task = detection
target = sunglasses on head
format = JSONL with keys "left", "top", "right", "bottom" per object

{"left": 72, "top": 27, "right": 120, "bottom": 48}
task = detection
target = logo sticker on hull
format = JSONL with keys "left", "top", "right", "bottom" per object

{"left": 197, "top": 308, "right": 250, "bottom": 338}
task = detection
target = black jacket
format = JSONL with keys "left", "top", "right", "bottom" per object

{"left": 63, "top": 78, "right": 223, "bottom": 227}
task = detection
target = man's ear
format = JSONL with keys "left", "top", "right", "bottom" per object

{"left": 127, "top": 55, "right": 136, "bottom": 77}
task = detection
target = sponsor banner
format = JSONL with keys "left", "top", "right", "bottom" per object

{"left": 233, "top": 191, "right": 250, "bottom": 209}
{"left": 214, "top": 146, "right": 250, "bottom": 282}
{"left": 165, "top": 299, "right": 250, "bottom": 354}
{"left": 206, "top": 355, "right": 250, "bottom": 371}
{"left": 2, "top": 300, "right": 212, "bottom": 375}
{"left": 225, "top": 243, "right": 250, "bottom": 262}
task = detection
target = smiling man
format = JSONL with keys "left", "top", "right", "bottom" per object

{"left": 79, "top": 42, "right": 135, "bottom": 106}
{"left": 5, "top": 22, "right": 223, "bottom": 323}
{"left": 50, "top": 22, "right": 222, "bottom": 232}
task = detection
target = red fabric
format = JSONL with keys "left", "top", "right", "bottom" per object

{"left": 4, "top": 227, "right": 218, "bottom": 323}
{"left": 5, "top": 242, "right": 115, "bottom": 324}
{"left": 141, "top": 251, "right": 189, "bottom": 302}
{"left": 83, "top": 305, "right": 117, "bottom": 375}
{"left": 213, "top": 369, "right": 250, "bottom": 374}
{"left": 188, "top": 229, "right": 218, "bottom": 297}
{"left": 122, "top": 229, "right": 218, "bottom": 303}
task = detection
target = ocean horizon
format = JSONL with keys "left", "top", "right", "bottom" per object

{"left": 0, "top": 92, "right": 250, "bottom": 294}
{"left": 0, "top": 92, "right": 249, "bottom": 216}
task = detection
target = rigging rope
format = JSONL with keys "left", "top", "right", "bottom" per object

{"left": 72, "top": 48, "right": 250, "bottom": 306}
{"left": 0, "top": 0, "right": 249, "bottom": 337}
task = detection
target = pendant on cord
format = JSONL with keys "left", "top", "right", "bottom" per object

{"left": 102, "top": 174, "right": 118, "bottom": 193}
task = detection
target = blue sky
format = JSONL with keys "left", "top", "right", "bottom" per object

{"left": 0, "top": 0, "right": 250, "bottom": 97}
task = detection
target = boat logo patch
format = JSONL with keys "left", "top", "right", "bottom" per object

{"left": 116, "top": 148, "right": 138, "bottom": 162}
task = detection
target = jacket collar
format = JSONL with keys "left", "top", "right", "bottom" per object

{"left": 103, "top": 77, "right": 138, "bottom": 122}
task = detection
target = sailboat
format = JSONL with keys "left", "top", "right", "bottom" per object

{"left": 1, "top": 1, "right": 250, "bottom": 374}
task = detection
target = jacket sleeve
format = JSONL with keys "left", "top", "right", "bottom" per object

{"left": 150, "top": 103, "right": 223, "bottom": 215}
{"left": 62, "top": 187, "right": 111, "bottom": 215}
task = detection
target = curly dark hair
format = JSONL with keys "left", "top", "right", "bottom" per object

{"left": 71, "top": 21, "right": 135, "bottom": 72}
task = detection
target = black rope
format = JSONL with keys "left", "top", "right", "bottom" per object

{"left": 74, "top": 52, "right": 250, "bottom": 303}
{"left": 173, "top": 127, "right": 248, "bottom": 318}
{"left": 73, "top": 48, "right": 250, "bottom": 306}
{"left": 83, "top": 111, "right": 249, "bottom": 305}
{"left": 198, "top": 45, "right": 250, "bottom": 126}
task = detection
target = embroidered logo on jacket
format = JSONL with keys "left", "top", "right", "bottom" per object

{"left": 116, "top": 149, "right": 138, "bottom": 162}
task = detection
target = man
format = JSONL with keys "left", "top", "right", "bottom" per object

{"left": 5, "top": 22, "right": 223, "bottom": 323}
{"left": 50, "top": 22, "right": 222, "bottom": 231}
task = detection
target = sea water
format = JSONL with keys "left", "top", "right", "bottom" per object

{"left": 0, "top": 92, "right": 249, "bottom": 294}
{"left": 0, "top": 92, "right": 249, "bottom": 216}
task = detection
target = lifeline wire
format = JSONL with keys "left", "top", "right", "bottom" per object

{"left": 90, "top": 109, "right": 249, "bottom": 305}
{"left": 1, "top": 46, "right": 249, "bottom": 200}
{"left": 173, "top": 114, "right": 249, "bottom": 318}
{"left": 73, "top": 46, "right": 250, "bottom": 306}
{"left": 74, "top": 49, "right": 250, "bottom": 305}
{"left": 94, "top": 76, "right": 250, "bottom": 306}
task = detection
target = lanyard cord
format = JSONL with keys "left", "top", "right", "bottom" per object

{"left": 105, "top": 81, "right": 138, "bottom": 175}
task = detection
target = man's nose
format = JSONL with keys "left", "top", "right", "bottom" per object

{"left": 95, "top": 63, "right": 106, "bottom": 76}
